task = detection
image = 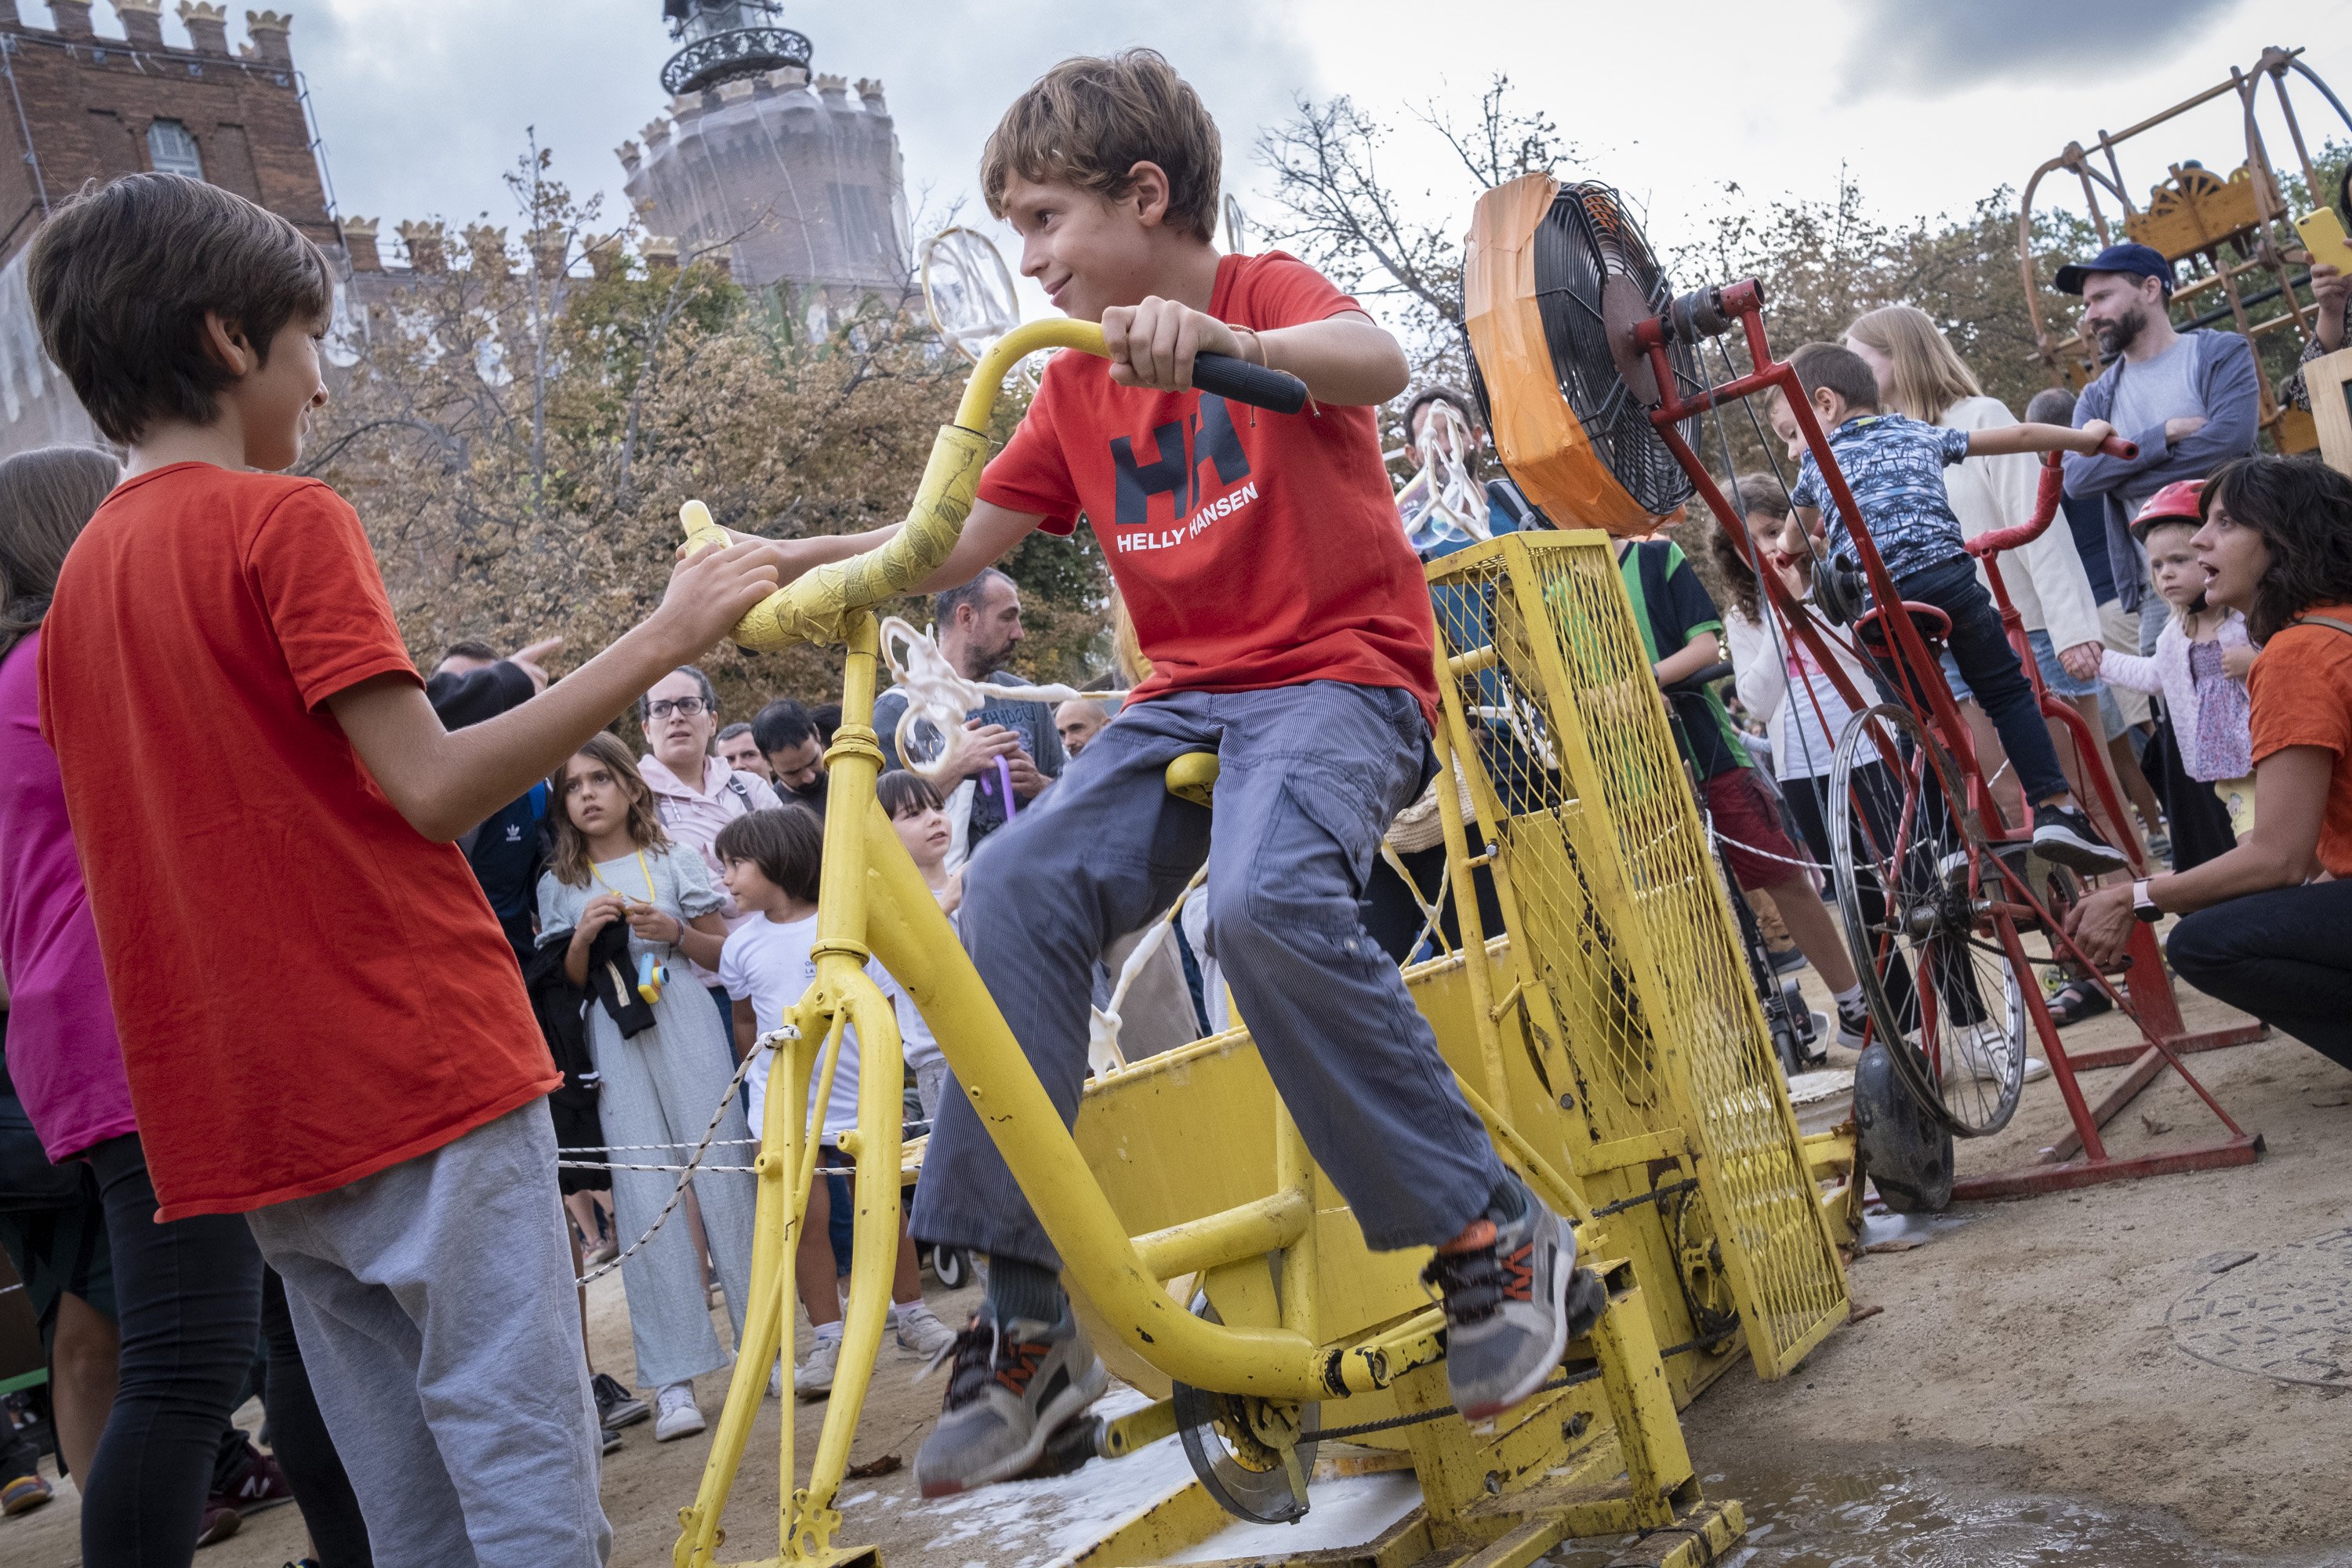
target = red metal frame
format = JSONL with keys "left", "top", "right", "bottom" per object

{"left": 1630, "top": 281, "right": 2263, "bottom": 1200}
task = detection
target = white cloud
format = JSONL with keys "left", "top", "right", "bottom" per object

{"left": 279, "top": 0, "right": 2346, "bottom": 303}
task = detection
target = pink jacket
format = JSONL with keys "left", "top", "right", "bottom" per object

{"left": 2098, "top": 612, "right": 2253, "bottom": 780}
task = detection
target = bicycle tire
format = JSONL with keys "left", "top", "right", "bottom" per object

{"left": 1827, "top": 704, "right": 2026, "bottom": 1137}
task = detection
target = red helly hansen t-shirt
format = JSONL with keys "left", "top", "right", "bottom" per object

{"left": 39, "top": 464, "right": 557, "bottom": 1219}
{"left": 978, "top": 251, "right": 1440, "bottom": 728}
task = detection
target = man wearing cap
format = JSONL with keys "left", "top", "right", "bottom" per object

{"left": 2057, "top": 241, "right": 2259, "bottom": 655}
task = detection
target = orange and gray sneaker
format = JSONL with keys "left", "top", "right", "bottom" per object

{"left": 1, "top": 1471, "right": 51, "bottom": 1515}
{"left": 913, "top": 1305, "right": 1108, "bottom": 1497}
{"left": 1422, "top": 1174, "right": 1606, "bottom": 1421}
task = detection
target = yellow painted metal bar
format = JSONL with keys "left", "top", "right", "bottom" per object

{"left": 1454, "top": 1073, "right": 1593, "bottom": 1229}
{"left": 857, "top": 797, "right": 1330, "bottom": 1399}
{"left": 1272, "top": 1103, "right": 1319, "bottom": 1348}
{"left": 1132, "top": 1188, "right": 1311, "bottom": 1283}
{"left": 1428, "top": 639, "right": 1513, "bottom": 1108}
{"left": 956, "top": 318, "right": 1107, "bottom": 429}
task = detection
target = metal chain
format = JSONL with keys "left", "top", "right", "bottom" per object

{"left": 1312, "top": 1330, "right": 1737, "bottom": 1445}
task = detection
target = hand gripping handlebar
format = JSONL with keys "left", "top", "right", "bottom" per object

{"left": 680, "top": 319, "right": 1311, "bottom": 652}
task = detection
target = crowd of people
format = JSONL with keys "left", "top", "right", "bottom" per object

{"left": 0, "top": 42, "right": 2343, "bottom": 1568}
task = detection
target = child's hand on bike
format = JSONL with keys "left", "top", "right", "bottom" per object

{"left": 652, "top": 536, "right": 782, "bottom": 658}
{"left": 2072, "top": 419, "right": 2119, "bottom": 455}
{"left": 1103, "top": 296, "right": 1244, "bottom": 392}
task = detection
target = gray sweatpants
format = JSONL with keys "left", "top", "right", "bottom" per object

{"left": 247, "top": 1102, "right": 610, "bottom": 1568}
{"left": 910, "top": 681, "right": 1503, "bottom": 1271}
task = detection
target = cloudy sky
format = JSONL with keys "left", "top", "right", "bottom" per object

{"left": 177, "top": 0, "right": 2351, "bottom": 311}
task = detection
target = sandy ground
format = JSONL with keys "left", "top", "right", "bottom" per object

{"left": 9, "top": 975, "right": 2350, "bottom": 1566}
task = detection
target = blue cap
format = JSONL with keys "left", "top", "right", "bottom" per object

{"left": 2055, "top": 242, "right": 2172, "bottom": 296}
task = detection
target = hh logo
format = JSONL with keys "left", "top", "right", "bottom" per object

{"left": 1109, "top": 394, "right": 1249, "bottom": 526}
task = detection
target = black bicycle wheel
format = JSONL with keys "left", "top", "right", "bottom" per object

{"left": 1828, "top": 704, "right": 2025, "bottom": 1137}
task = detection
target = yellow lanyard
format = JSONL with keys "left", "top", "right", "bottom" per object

{"left": 590, "top": 851, "right": 664, "bottom": 940}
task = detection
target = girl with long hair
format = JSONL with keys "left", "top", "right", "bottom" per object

{"left": 536, "top": 732, "right": 758, "bottom": 1443}
{"left": 2066, "top": 456, "right": 2352, "bottom": 1070}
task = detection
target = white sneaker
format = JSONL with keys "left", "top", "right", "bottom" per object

{"left": 1940, "top": 1021, "right": 2050, "bottom": 1087}
{"left": 895, "top": 1304, "right": 957, "bottom": 1359}
{"left": 652, "top": 1381, "right": 705, "bottom": 1442}
{"left": 797, "top": 1333, "right": 842, "bottom": 1401}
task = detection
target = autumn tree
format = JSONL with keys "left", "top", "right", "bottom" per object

{"left": 305, "top": 144, "right": 1110, "bottom": 743}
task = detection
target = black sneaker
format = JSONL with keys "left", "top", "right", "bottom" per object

{"left": 600, "top": 1426, "right": 622, "bottom": 1456}
{"left": 593, "top": 1370, "right": 650, "bottom": 1429}
{"left": 1835, "top": 998, "right": 1871, "bottom": 1049}
{"left": 2031, "top": 805, "right": 2127, "bottom": 873}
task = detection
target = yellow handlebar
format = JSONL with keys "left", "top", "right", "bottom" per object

{"left": 682, "top": 319, "right": 1109, "bottom": 652}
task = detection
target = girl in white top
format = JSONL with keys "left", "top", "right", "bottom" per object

{"left": 711, "top": 805, "right": 953, "bottom": 1397}
{"left": 535, "top": 733, "right": 757, "bottom": 1440}
{"left": 877, "top": 771, "right": 960, "bottom": 1118}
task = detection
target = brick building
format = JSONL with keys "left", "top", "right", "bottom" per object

{"left": 0, "top": 1, "right": 339, "bottom": 452}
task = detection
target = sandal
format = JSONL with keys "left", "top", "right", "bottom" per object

{"left": 2046, "top": 979, "right": 2112, "bottom": 1027}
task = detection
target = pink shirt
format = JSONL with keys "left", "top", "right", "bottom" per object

{"left": 0, "top": 633, "right": 136, "bottom": 1160}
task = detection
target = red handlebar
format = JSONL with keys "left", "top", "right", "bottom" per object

{"left": 1964, "top": 437, "right": 2140, "bottom": 561}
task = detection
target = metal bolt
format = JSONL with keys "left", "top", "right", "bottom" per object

{"left": 1483, "top": 1470, "right": 1502, "bottom": 1496}
{"left": 1566, "top": 1412, "right": 1590, "bottom": 1438}
{"left": 1559, "top": 1092, "right": 1576, "bottom": 1111}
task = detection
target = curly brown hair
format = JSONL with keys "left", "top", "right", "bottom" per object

{"left": 547, "top": 731, "right": 673, "bottom": 887}
{"left": 2198, "top": 456, "right": 2352, "bottom": 643}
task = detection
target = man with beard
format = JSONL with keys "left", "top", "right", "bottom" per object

{"left": 2059, "top": 241, "right": 2259, "bottom": 655}
{"left": 752, "top": 699, "right": 829, "bottom": 815}
{"left": 874, "top": 568, "right": 1064, "bottom": 862}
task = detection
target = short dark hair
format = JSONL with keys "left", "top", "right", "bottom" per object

{"left": 877, "top": 770, "right": 945, "bottom": 819}
{"left": 982, "top": 49, "right": 1221, "bottom": 243}
{"left": 27, "top": 174, "right": 333, "bottom": 445}
{"left": 1786, "top": 343, "right": 1879, "bottom": 415}
{"left": 935, "top": 568, "right": 1013, "bottom": 630}
{"left": 2024, "top": 386, "right": 2077, "bottom": 426}
{"left": 1403, "top": 385, "right": 1480, "bottom": 440}
{"left": 717, "top": 721, "right": 755, "bottom": 742}
{"left": 712, "top": 805, "right": 822, "bottom": 904}
{"left": 751, "top": 699, "right": 818, "bottom": 757}
{"left": 443, "top": 639, "right": 501, "bottom": 663}
{"left": 2199, "top": 456, "right": 2352, "bottom": 643}
{"left": 810, "top": 703, "right": 841, "bottom": 743}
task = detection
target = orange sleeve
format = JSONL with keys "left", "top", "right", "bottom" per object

{"left": 2247, "top": 632, "right": 2352, "bottom": 765}
{"left": 245, "top": 483, "right": 419, "bottom": 711}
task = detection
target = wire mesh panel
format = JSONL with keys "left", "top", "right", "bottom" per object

{"left": 1428, "top": 531, "right": 1848, "bottom": 1378}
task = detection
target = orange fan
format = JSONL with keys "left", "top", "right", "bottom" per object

{"left": 1462, "top": 174, "right": 1703, "bottom": 535}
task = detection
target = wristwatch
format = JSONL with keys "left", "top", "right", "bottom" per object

{"left": 2131, "top": 879, "right": 2163, "bottom": 923}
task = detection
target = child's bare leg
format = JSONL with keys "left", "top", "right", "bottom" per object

{"left": 795, "top": 1172, "right": 840, "bottom": 1328}
{"left": 1763, "top": 873, "right": 1857, "bottom": 993}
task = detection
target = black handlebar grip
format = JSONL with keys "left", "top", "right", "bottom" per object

{"left": 1191, "top": 351, "right": 1310, "bottom": 415}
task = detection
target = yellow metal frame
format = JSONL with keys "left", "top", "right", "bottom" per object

{"left": 669, "top": 321, "right": 1827, "bottom": 1567}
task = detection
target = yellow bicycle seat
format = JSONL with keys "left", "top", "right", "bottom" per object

{"left": 1164, "top": 752, "right": 1218, "bottom": 808}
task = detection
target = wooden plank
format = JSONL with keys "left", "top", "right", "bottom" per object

{"left": 2308, "top": 345, "right": 2352, "bottom": 477}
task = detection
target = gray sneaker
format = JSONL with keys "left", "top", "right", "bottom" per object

{"left": 913, "top": 1308, "right": 1109, "bottom": 1498}
{"left": 1424, "top": 1187, "right": 1606, "bottom": 1422}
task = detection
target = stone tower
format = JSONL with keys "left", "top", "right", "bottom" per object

{"left": 619, "top": 2, "right": 909, "bottom": 323}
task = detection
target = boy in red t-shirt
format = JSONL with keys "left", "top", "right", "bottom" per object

{"left": 749, "top": 52, "right": 1597, "bottom": 1494}
{"left": 30, "top": 175, "right": 780, "bottom": 1562}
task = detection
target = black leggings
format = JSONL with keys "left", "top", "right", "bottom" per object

{"left": 82, "top": 1135, "right": 372, "bottom": 1568}
{"left": 2169, "top": 880, "right": 2352, "bottom": 1072}
{"left": 1783, "top": 765, "right": 1922, "bottom": 1021}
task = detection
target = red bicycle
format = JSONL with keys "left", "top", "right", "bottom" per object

{"left": 1628, "top": 281, "right": 2261, "bottom": 1196}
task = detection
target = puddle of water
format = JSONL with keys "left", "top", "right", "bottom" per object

{"left": 1540, "top": 1457, "right": 2347, "bottom": 1567}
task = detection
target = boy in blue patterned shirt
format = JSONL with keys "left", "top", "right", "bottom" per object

{"left": 1771, "top": 342, "right": 2126, "bottom": 873}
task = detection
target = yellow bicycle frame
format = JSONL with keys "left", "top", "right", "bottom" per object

{"left": 671, "top": 321, "right": 1611, "bottom": 1567}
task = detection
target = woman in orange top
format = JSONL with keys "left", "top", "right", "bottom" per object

{"left": 2066, "top": 456, "right": 2352, "bottom": 1070}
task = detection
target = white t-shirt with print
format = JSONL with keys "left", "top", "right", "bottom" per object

{"left": 717, "top": 911, "right": 940, "bottom": 1142}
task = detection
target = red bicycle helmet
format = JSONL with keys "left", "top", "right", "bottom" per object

{"left": 2129, "top": 479, "right": 2204, "bottom": 543}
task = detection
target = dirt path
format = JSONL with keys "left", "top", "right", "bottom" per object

{"left": 11, "top": 986, "right": 2349, "bottom": 1565}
